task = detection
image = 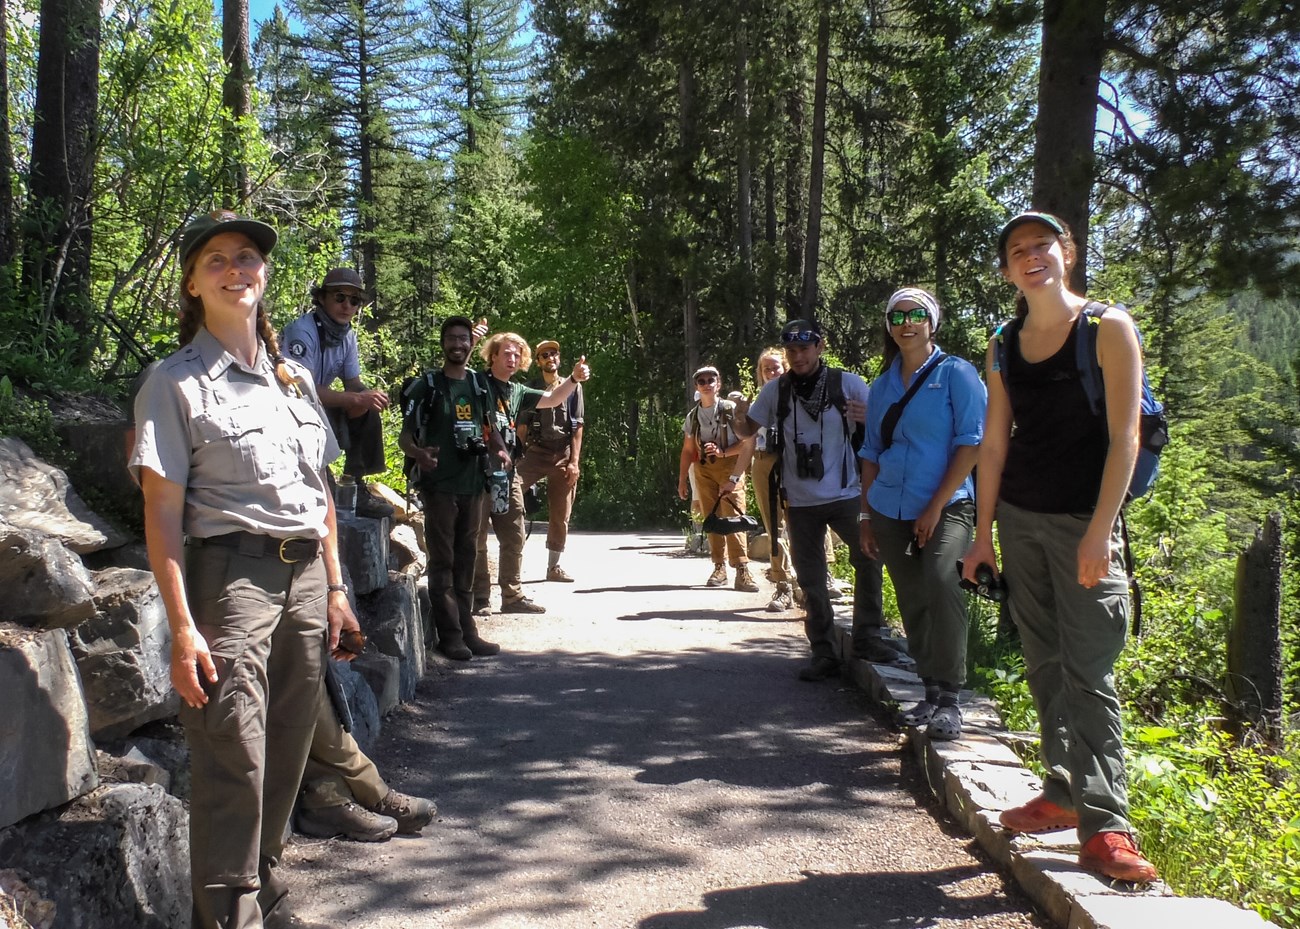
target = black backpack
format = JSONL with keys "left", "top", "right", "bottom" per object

{"left": 398, "top": 369, "right": 492, "bottom": 490}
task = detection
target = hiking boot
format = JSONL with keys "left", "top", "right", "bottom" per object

{"left": 798, "top": 656, "right": 841, "bottom": 681}
{"left": 501, "top": 596, "right": 546, "bottom": 614}
{"left": 853, "top": 637, "right": 907, "bottom": 665}
{"left": 465, "top": 634, "right": 500, "bottom": 656}
{"left": 296, "top": 801, "right": 397, "bottom": 842}
{"left": 766, "top": 582, "right": 793, "bottom": 612}
{"left": 999, "top": 794, "right": 1079, "bottom": 834}
{"left": 355, "top": 489, "right": 395, "bottom": 519}
{"left": 472, "top": 598, "right": 492, "bottom": 615}
{"left": 1078, "top": 831, "right": 1159, "bottom": 883}
{"left": 734, "top": 565, "right": 760, "bottom": 592}
{"left": 546, "top": 565, "right": 574, "bottom": 582}
{"left": 369, "top": 789, "right": 436, "bottom": 834}
{"left": 437, "top": 639, "right": 472, "bottom": 661}
{"left": 705, "top": 564, "right": 728, "bottom": 587}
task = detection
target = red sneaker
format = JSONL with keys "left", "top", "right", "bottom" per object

{"left": 998, "top": 794, "right": 1079, "bottom": 834}
{"left": 1078, "top": 831, "right": 1158, "bottom": 883}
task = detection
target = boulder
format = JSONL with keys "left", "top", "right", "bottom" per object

{"left": 0, "top": 518, "right": 97, "bottom": 629}
{"left": 335, "top": 516, "right": 388, "bottom": 596}
{"left": 356, "top": 572, "right": 424, "bottom": 702}
{"left": 0, "top": 437, "right": 129, "bottom": 554}
{"left": 350, "top": 651, "right": 401, "bottom": 717}
{"left": 68, "top": 569, "right": 177, "bottom": 740}
{"left": 331, "top": 661, "right": 381, "bottom": 755}
{"left": 0, "top": 783, "right": 189, "bottom": 929}
{"left": 0, "top": 627, "right": 99, "bottom": 830}
{"left": 388, "top": 523, "right": 425, "bottom": 575}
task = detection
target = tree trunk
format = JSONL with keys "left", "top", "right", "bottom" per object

{"left": 222, "top": 0, "right": 252, "bottom": 203}
{"left": 27, "top": 0, "right": 99, "bottom": 363}
{"left": 1033, "top": 0, "right": 1105, "bottom": 292}
{"left": 734, "top": 0, "right": 753, "bottom": 344}
{"left": 782, "top": 16, "right": 805, "bottom": 318}
{"left": 0, "top": 0, "right": 14, "bottom": 266}
{"left": 764, "top": 158, "right": 777, "bottom": 333}
{"left": 358, "top": 29, "right": 379, "bottom": 328}
{"left": 679, "top": 57, "right": 700, "bottom": 401}
{"left": 799, "top": 0, "right": 829, "bottom": 322}
{"left": 1227, "top": 512, "right": 1284, "bottom": 745}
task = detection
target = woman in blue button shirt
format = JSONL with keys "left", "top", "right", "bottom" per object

{"left": 858, "top": 287, "right": 986, "bottom": 739}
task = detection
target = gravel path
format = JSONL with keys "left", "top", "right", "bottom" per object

{"left": 280, "top": 530, "right": 1048, "bottom": 929}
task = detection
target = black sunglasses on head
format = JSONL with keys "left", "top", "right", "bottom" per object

{"left": 781, "top": 329, "right": 820, "bottom": 344}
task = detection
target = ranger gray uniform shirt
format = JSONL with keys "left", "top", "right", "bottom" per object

{"left": 130, "top": 327, "right": 339, "bottom": 540}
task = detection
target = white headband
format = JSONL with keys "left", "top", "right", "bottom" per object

{"left": 885, "top": 287, "right": 942, "bottom": 332}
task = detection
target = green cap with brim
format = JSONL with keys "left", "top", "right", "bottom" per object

{"left": 996, "top": 211, "right": 1066, "bottom": 263}
{"left": 179, "top": 211, "right": 278, "bottom": 266}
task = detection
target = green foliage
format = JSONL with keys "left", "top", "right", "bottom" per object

{"left": 1129, "top": 727, "right": 1300, "bottom": 927}
{"left": 0, "top": 380, "right": 59, "bottom": 458}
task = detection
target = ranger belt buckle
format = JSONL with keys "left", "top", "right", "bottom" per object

{"left": 278, "top": 537, "right": 316, "bottom": 563}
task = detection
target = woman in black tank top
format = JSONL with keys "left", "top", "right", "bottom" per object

{"left": 960, "top": 211, "right": 1158, "bottom": 884}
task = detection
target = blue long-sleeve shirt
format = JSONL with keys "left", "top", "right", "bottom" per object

{"left": 858, "top": 348, "right": 986, "bottom": 521}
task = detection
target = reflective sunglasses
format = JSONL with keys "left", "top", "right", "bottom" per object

{"left": 695, "top": 375, "right": 718, "bottom": 385}
{"left": 539, "top": 350, "right": 559, "bottom": 359}
{"left": 332, "top": 292, "right": 365, "bottom": 307}
{"left": 887, "top": 307, "right": 930, "bottom": 327}
{"left": 781, "top": 329, "right": 821, "bottom": 344}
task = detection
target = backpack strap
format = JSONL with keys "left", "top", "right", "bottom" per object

{"left": 1075, "top": 301, "right": 1108, "bottom": 418}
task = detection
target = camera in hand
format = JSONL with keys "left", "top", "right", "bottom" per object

{"left": 795, "top": 441, "right": 824, "bottom": 480}
{"left": 956, "top": 560, "right": 1007, "bottom": 603}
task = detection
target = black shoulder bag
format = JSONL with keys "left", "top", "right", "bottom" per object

{"left": 878, "top": 353, "right": 944, "bottom": 450}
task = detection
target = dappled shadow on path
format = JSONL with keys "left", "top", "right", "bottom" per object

{"left": 286, "top": 637, "right": 922, "bottom": 926}
{"left": 639, "top": 866, "right": 1021, "bottom": 929}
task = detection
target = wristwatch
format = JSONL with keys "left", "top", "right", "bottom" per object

{"left": 857, "top": 512, "right": 872, "bottom": 523}
{"left": 729, "top": 474, "right": 744, "bottom": 483}
{"left": 327, "top": 583, "right": 349, "bottom": 594}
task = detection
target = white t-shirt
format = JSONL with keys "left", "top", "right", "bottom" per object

{"left": 746, "top": 367, "right": 868, "bottom": 507}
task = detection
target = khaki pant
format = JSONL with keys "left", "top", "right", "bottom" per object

{"left": 300, "top": 689, "right": 388, "bottom": 811}
{"left": 750, "top": 449, "right": 792, "bottom": 583}
{"left": 516, "top": 445, "right": 577, "bottom": 553}
{"left": 181, "top": 542, "right": 327, "bottom": 929}
{"left": 475, "top": 470, "right": 527, "bottom": 602}
{"left": 692, "top": 454, "right": 749, "bottom": 567}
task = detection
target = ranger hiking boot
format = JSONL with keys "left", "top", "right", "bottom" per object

{"left": 705, "top": 564, "right": 728, "bottom": 587}
{"left": 369, "top": 789, "right": 436, "bottom": 834}
{"left": 296, "top": 801, "right": 397, "bottom": 842}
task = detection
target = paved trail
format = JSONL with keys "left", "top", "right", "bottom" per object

{"left": 280, "top": 530, "right": 1046, "bottom": 929}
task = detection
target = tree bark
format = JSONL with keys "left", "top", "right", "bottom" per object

{"left": 27, "top": 0, "right": 99, "bottom": 363}
{"left": 799, "top": 0, "right": 829, "bottom": 322}
{"left": 222, "top": 0, "right": 253, "bottom": 203}
{"left": 0, "top": 0, "right": 14, "bottom": 266}
{"left": 734, "top": 0, "right": 753, "bottom": 344}
{"left": 1033, "top": 0, "right": 1105, "bottom": 292}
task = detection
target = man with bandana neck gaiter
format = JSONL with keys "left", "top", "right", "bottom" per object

{"left": 281, "top": 268, "right": 394, "bottom": 519}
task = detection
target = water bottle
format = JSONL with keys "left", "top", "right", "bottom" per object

{"left": 335, "top": 475, "right": 358, "bottom": 519}
{"left": 489, "top": 470, "right": 510, "bottom": 515}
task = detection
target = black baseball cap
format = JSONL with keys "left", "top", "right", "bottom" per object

{"left": 179, "top": 210, "right": 277, "bottom": 266}
{"left": 996, "top": 211, "right": 1067, "bottom": 263}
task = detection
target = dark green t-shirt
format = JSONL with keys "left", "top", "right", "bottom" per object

{"left": 487, "top": 377, "right": 545, "bottom": 459}
{"left": 401, "top": 371, "right": 490, "bottom": 496}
